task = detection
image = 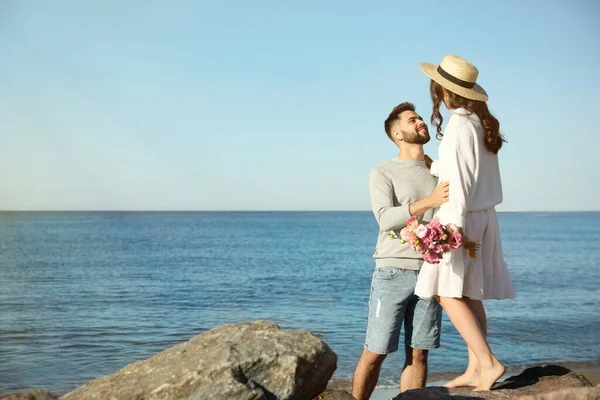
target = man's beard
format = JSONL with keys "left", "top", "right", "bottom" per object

{"left": 402, "top": 129, "right": 430, "bottom": 145}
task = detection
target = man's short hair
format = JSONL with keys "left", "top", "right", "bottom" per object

{"left": 384, "top": 102, "right": 415, "bottom": 141}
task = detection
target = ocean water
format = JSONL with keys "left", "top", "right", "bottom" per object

{"left": 1, "top": 211, "right": 599, "bottom": 395}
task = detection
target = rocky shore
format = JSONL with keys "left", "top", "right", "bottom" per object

{"left": 1, "top": 321, "right": 598, "bottom": 400}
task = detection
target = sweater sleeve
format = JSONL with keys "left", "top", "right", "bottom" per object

{"left": 369, "top": 168, "right": 412, "bottom": 232}
{"left": 435, "top": 122, "right": 478, "bottom": 228}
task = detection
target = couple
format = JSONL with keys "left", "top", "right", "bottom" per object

{"left": 352, "top": 55, "right": 515, "bottom": 400}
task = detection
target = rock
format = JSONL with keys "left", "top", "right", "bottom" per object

{"left": 393, "top": 386, "right": 477, "bottom": 400}
{"left": 390, "top": 365, "right": 593, "bottom": 400}
{"left": 0, "top": 391, "right": 58, "bottom": 400}
{"left": 59, "top": 320, "right": 337, "bottom": 400}
{"left": 519, "top": 386, "right": 600, "bottom": 400}
{"left": 313, "top": 390, "right": 356, "bottom": 399}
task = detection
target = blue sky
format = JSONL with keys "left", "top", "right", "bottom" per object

{"left": 1, "top": 0, "right": 598, "bottom": 211}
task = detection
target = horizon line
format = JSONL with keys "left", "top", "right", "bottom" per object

{"left": 1, "top": 209, "right": 599, "bottom": 213}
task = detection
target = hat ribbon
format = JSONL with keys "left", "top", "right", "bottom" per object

{"left": 436, "top": 66, "right": 476, "bottom": 89}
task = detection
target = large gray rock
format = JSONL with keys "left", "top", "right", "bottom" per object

{"left": 390, "top": 365, "right": 593, "bottom": 400}
{"left": 60, "top": 320, "right": 337, "bottom": 400}
{"left": 313, "top": 390, "right": 355, "bottom": 400}
{"left": 519, "top": 386, "right": 600, "bottom": 400}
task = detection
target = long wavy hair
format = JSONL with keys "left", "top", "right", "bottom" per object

{"left": 429, "top": 80, "right": 505, "bottom": 154}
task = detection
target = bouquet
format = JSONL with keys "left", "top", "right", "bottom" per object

{"left": 388, "top": 216, "right": 479, "bottom": 264}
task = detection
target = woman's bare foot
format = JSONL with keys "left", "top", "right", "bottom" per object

{"left": 443, "top": 370, "right": 479, "bottom": 388}
{"left": 474, "top": 361, "right": 505, "bottom": 391}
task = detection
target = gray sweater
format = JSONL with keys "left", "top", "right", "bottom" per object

{"left": 369, "top": 156, "right": 438, "bottom": 270}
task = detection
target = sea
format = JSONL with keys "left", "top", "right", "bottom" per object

{"left": 1, "top": 211, "right": 599, "bottom": 396}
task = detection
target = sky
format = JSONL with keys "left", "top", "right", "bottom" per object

{"left": 0, "top": 0, "right": 598, "bottom": 211}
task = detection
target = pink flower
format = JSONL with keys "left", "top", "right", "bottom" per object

{"left": 446, "top": 223, "right": 459, "bottom": 233}
{"left": 448, "top": 231, "right": 464, "bottom": 249}
{"left": 394, "top": 216, "right": 478, "bottom": 263}
{"left": 427, "top": 238, "right": 437, "bottom": 250}
{"left": 423, "top": 251, "right": 442, "bottom": 264}
{"left": 400, "top": 228, "right": 411, "bottom": 241}
{"left": 406, "top": 216, "right": 418, "bottom": 231}
{"left": 420, "top": 236, "right": 432, "bottom": 248}
{"left": 434, "top": 244, "right": 446, "bottom": 255}
{"left": 416, "top": 224, "right": 429, "bottom": 239}
{"left": 426, "top": 218, "right": 444, "bottom": 241}
{"left": 407, "top": 235, "right": 419, "bottom": 247}
{"left": 426, "top": 224, "right": 443, "bottom": 242}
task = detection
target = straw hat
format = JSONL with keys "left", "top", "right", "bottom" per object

{"left": 419, "top": 55, "right": 488, "bottom": 102}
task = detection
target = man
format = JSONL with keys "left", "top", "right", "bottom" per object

{"left": 352, "top": 102, "right": 448, "bottom": 400}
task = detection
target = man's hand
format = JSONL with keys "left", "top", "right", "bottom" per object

{"left": 428, "top": 181, "right": 449, "bottom": 208}
{"left": 408, "top": 181, "right": 449, "bottom": 217}
{"left": 424, "top": 154, "right": 433, "bottom": 169}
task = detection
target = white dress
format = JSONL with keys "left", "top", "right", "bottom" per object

{"left": 414, "top": 108, "right": 515, "bottom": 300}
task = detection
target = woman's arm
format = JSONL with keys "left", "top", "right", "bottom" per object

{"left": 434, "top": 122, "right": 478, "bottom": 228}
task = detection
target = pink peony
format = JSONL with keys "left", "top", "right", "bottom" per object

{"left": 407, "top": 235, "right": 418, "bottom": 246}
{"left": 426, "top": 218, "right": 444, "bottom": 241}
{"left": 448, "top": 231, "right": 464, "bottom": 249}
{"left": 400, "top": 228, "right": 412, "bottom": 242}
{"left": 426, "top": 226, "right": 442, "bottom": 242}
{"left": 434, "top": 244, "right": 446, "bottom": 255}
{"left": 406, "top": 216, "right": 418, "bottom": 231}
{"left": 416, "top": 224, "right": 429, "bottom": 239}
{"left": 427, "top": 238, "right": 437, "bottom": 250}
{"left": 423, "top": 250, "right": 442, "bottom": 264}
{"left": 420, "top": 236, "right": 432, "bottom": 248}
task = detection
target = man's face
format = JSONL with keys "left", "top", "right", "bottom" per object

{"left": 396, "top": 110, "right": 430, "bottom": 145}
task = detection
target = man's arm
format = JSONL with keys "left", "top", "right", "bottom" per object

{"left": 409, "top": 182, "right": 449, "bottom": 217}
{"left": 369, "top": 169, "right": 449, "bottom": 231}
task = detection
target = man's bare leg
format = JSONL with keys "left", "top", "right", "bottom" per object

{"left": 400, "top": 346, "right": 428, "bottom": 392}
{"left": 352, "top": 348, "right": 387, "bottom": 400}
{"left": 444, "top": 298, "right": 487, "bottom": 388}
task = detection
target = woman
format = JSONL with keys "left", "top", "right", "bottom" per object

{"left": 414, "top": 55, "right": 515, "bottom": 391}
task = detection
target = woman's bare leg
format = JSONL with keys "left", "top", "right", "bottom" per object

{"left": 438, "top": 296, "right": 504, "bottom": 391}
{"left": 444, "top": 297, "right": 487, "bottom": 388}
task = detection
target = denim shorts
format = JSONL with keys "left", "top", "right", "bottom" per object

{"left": 364, "top": 267, "right": 442, "bottom": 354}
